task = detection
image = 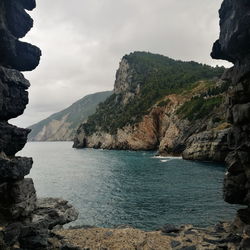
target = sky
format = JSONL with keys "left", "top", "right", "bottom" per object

{"left": 12, "top": 0, "right": 229, "bottom": 128}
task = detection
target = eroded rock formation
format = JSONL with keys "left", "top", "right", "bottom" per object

{"left": 0, "top": 1, "right": 78, "bottom": 249}
{"left": 211, "top": 0, "right": 250, "bottom": 247}
{"left": 182, "top": 129, "right": 229, "bottom": 162}
{"left": 74, "top": 90, "right": 229, "bottom": 163}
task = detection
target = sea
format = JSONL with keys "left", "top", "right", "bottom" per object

{"left": 18, "top": 141, "right": 240, "bottom": 230}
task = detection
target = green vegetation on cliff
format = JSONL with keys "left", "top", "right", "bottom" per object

{"left": 177, "top": 80, "right": 230, "bottom": 121}
{"left": 82, "top": 52, "right": 224, "bottom": 135}
{"left": 177, "top": 96, "right": 223, "bottom": 121}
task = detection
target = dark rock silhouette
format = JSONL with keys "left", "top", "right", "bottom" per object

{"left": 0, "top": 0, "right": 78, "bottom": 249}
{"left": 212, "top": 0, "right": 250, "bottom": 246}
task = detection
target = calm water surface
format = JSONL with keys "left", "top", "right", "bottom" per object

{"left": 19, "top": 142, "right": 239, "bottom": 230}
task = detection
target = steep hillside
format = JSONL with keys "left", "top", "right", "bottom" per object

{"left": 73, "top": 52, "right": 230, "bottom": 161}
{"left": 28, "top": 91, "right": 112, "bottom": 141}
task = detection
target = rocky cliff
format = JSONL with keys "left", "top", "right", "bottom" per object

{"left": 74, "top": 52, "right": 229, "bottom": 162}
{"left": 0, "top": 1, "right": 78, "bottom": 249}
{"left": 28, "top": 91, "right": 112, "bottom": 141}
{"left": 211, "top": 0, "right": 250, "bottom": 247}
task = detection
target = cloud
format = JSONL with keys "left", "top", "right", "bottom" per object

{"left": 12, "top": 0, "right": 228, "bottom": 128}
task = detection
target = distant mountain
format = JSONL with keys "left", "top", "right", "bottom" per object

{"left": 28, "top": 91, "right": 112, "bottom": 141}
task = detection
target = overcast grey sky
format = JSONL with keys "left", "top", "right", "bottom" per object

{"left": 12, "top": 0, "right": 228, "bottom": 128}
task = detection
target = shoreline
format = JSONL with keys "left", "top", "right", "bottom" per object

{"left": 50, "top": 221, "right": 242, "bottom": 249}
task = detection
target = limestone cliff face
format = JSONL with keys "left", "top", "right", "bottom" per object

{"left": 74, "top": 53, "right": 228, "bottom": 162}
{"left": 75, "top": 102, "right": 165, "bottom": 150}
{"left": 211, "top": 0, "right": 250, "bottom": 243}
{"left": 75, "top": 96, "right": 229, "bottom": 162}
{"left": 0, "top": 1, "right": 78, "bottom": 249}
{"left": 114, "top": 58, "right": 140, "bottom": 105}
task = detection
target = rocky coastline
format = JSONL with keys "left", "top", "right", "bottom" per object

{"left": 73, "top": 55, "right": 229, "bottom": 162}
{"left": 0, "top": 1, "right": 78, "bottom": 249}
{"left": 50, "top": 221, "right": 245, "bottom": 249}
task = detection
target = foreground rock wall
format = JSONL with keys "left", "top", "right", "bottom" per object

{"left": 0, "top": 1, "right": 78, "bottom": 249}
{"left": 211, "top": 0, "right": 250, "bottom": 243}
{"left": 0, "top": 0, "right": 39, "bottom": 224}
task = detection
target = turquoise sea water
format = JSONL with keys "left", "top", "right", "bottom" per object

{"left": 19, "top": 142, "right": 239, "bottom": 230}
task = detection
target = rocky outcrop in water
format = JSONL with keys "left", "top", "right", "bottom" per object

{"left": 211, "top": 0, "right": 250, "bottom": 247}
{"left": 182, "top": 128, "right": 229, "bottom": 162}
{"left": 0, "top": 1, "right": 78, "bottom": 249}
